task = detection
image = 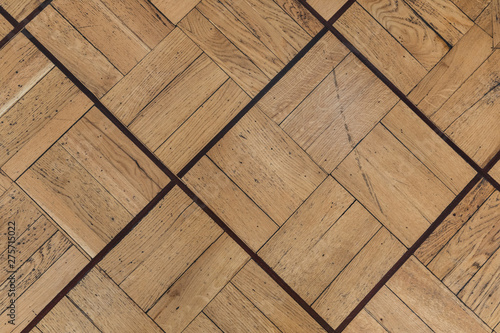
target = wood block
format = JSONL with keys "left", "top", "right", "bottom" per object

{"left": 205, "top": 283, "right": 281, "bottom": 332}
{"left": 208, "top": 107, "right": 326, "bottom": 225}
{"left": 183, "top": 156, "right": 278, "bottom": 251}
{"left": 68, "top": 268, "right": 163, "bottom": 333}
{"left": 0, "top": 15, "right": 10, "bottom": 40}
{"left": 388, "top": 256, "right": 490, "bottom": 333}
{"left": 149, "top": 234, "right": 249, "bottom": 333}
{"left": 451, "top": 0, "right": 491, "bottom": 20}
{"left": 313, "top": 228, "right": 405, "bottom": 327}
{"left": 27, "top": 6, "right": 123, "bottom": 97}
{"left": 155, "top": 79, "right": 250, "bottom": 173}
{"left": 416, "top": 179, "right": 495, "bottom": 265}
{"left": 491, "top": 162, "right": 500, "bottom": 183}
{"left": 258, "top": 32, "right": 349, "bottom": 123}
{"left": 282, "top": 53, "right": 398, "bottom": 172}
{"left": 38, "top": 297, "right": 100, "bottom": 333}
{"left": 428, "top": 191, "right": 500, "bottom": 293}
{"left": 184, "top": 313, "right": 222, "bottom": 333}
{"left": 344, "top": 310, "right": 387, "bottom": 333}
{"left": 0, "top": 170, "right": 12, "bottom": 197}
{"left": 179, "top": 9, "right": 268, "bottom": 97}
{"left": 476, "top": 3, "right": 494, "bottom": 36}
{"left": 334, "top": 3, "right": 427, "bottom": 94}
{"left": 150, "top": 0, "right": 200, "bottom": 24}
{"left": 493, "top": 0, "right": 500, "bottom": 47}
{"left": 333, "top": 125, "right": 455, "bottom": 247}
{"left": 0, "top": 0, "right": 44, "bottom": 21}
{"left": 102, "top": 28, "right": 202, "bottom": 124}
{"left": 274, "top": 0, "right": 324, "bottom": 36}
{"left": 308, "top": 0, "right": 348, "bottom": 20}
{"left": 259, "top": 178, "right": 380, "bottom": 303}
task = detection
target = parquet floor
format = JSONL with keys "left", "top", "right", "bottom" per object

{"left": 0, "top": 0, "right": 499, "bottom": 332}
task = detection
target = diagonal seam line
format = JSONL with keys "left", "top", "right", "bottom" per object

{"left": 19, "top": 23, "right": 336, "bottom": 333}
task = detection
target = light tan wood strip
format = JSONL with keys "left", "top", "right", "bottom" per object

{"left": 313, "top": 228, "right": 405, "bottom": 327}
{"left": 493, "top": 0, "right": 500, "bottom": 47}
{"left": 38, "top": 297, "right": 100, "bottom": 333}
{"left": 183, "top": 156, "right": 277, "bottom": 251}
{"left": 68, "top": 268, "right": 163, "bottom": 333}
{"left": 208, "top": 107, "right": 326, "bottom": 225}
{"left": 258, "top": 32, "right": 349, "bottom": 123}
{"left": 0, "top": 0, "right": 44, "bottom": 20}
{"left": 150, "top": 0, "right": 200, "bottom": 24}
{"left": 129, "top": 54, "right": 228, "bottom": 151}
{"left": 274, "top": 0, "right": 323, "bottom": 36}
{"left": 0, "top": 170, "right": 12, "bottom": 197}
{"left": 344, "top": 310, "right": 388, "bottom": 333}
{"left": 451, "top": 0, "right": 491, "bottom": 20}
{"left": 334, "top": 3, "right": 427, "bottom": 94}
{"left": 27, "top": 6, "right": 123, "bottom": 97}
{"left": 156, "top": 80, "right": 250, "bottom": 173}
{"left": 333, "top": 124, "right": 455, "bottom": 247}
{"left": 179, "top": 9, "right": 268, "bottom": 97}
{"left": 416, "top": 178, "right": 495, "bottom": 265}
{"left": 205, "top": 283, "right": 281, "bottom": 333}
{"left": 308, "top": 0, "right": 348, "bottom": 20}
{"left": 0, "top": 15, "right": 11, "bottom": 41}
{"left": 0, "top": 34, "right": 53, "bottom": 118}
{"left": 149, "top": 234, "right": 249, "bottom": 333}
{"left": 491, "top": 162, "right": 500, "bottom": 183}
{"left": 102, "top": 28, "right": 202, "bottom": 124}
{"left": 388, "top": 256, "right": 490, "bottom": 333}
{"left": 476, "top": 3, "right": 493, "bottom": 36}
{"left": 184, "top": 313, "right": 222, "bottom": 333}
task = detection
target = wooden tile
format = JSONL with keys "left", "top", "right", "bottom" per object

{"left": 27, "top": 5, "right": 123, "bottom": 97}
{"left": 388, "top": 256, "right": 490, "bottom": 333}
{"left": 405, "top": 0, "right": 474, "bottom": 45}
{"left": 334, "top": 3, "right": 427, "bottom": 94}
{"left": 382, "top": 101, "right": 476, "bottom": 194}
{"left": 205, "top": 283, "right": 281, "bottom": 333}
{"left": 0, "top": 34, "right": 53, "bottom": 118}
{"left": 491, "top": 162, "right": 500, "bottom": 183}
{"left": 52, "top": 0, "right": 150, "bottom": 74}
{"left": 68, "top": 268, "right": 163, "bottom": 333}
{"left": 149, "top": 234, "right": 249, "bottom": 333}
{"left": 150, "top": 0, "right": 200, "bottom": 24}
{"left": 259, "top": 178, "right": 380, "bottom": 303}
{"left": 358, "top": 0, "right": 450, "bottom": 70}
{"left": 494, "top": 0, "right": 500, "bottom": 47}
{"left": 208, "top": 107, "right": 326, "bottom": 225}
{"left": 1, "top": 68, "right": 92, "bottom": 179}
{"left": 416, "top": 179, "right": 495, "bottom": 265}
{"left": 258, "top": 32, "right": 349, "bottom": 123}
{"left": 344, "top": 310, "right": 387, "bottom": 333}
{"left": 0, "top": 170, "right": 12, "bottom": 197}
{"left": 155, "top": 80, "right": 250, "bottom": 173}
{"left": 0, "top": 0, "right": 44, "bottom": 21}
{"left": 409, "top": 25, "right": 492, "bottom": 121}
{"left": 128, "top": 54, "right": 228, "bottom": 151}
{"left": 183, "top": 156, "right": 278, "bottom": 251}
{"left": 282, "top": 53, "right": 398, "bottom": 172}
{"left": 313, "top": 228, "right": 405, "bottom": 327}
{"left": 308, "top": 0, "right": 348, "bottom": 20}
{"left": 102, "top": 28, "right": 202, "bottom": 124}
{"left": 428, "top": 191, "right": 500, "bottom": 293}
{"left": 451, "top": 0, "right": 491, "bottom": 20}
{"left": 333, "top": 124, "right": 455, "bottom": 247}
{"left": 232, "top": 260, "right": 326, "bottom": 332}
{"left": 184, "top": 313, "right": 222, "bottom": 333}
{"left": 476, "top": 3, "right": 493, "bottom": 36}
{"left": 0, "top": 15, "right": 12, "bottom": 40}
{"left": 179, "top": 9, "right": 268, "bottom": 97}
{"left": 274, "top": 0, "right": 324, "bottom": 36}
{"left": 38, "top": 297, "right": 100, "bottom": 333}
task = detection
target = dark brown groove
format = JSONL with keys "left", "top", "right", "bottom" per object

{"left": 0, "top": 0, "right": 52, "bottom": 49}
{"left": 20, "top": 24, "right": 336, "bottom": 332}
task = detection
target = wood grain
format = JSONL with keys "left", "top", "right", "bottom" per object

{"left": 0, "top": 15, "right": 10, "bottom": 41}
{"left": 0, "top": 0, "right": 44, "bottom": 20}
{"left": 0, "top": 170, "right": 11, "bottom": 197}
{"left": 150, "top": 0, "right": 200, "bottom": 23}
{"left": 308, "top": 0, "right": 348, "bottom": 20}
{"left": 184, "top": 313, "right": 222, "bottom": 333}
{"left": 38, "top": 297, "right": 100, "bottom": 333}
{"left": 274, "top": 0, "right": 324, "bottom": 36}
{"left": 451, "top": 0, "right": 492, "bottom": 20}
{"left": 491, "top": 162, "right": 500, "bottom": 183}
{"left": 476, "top": 3, "right": 493, "bottom": 36}
{"left": 493, "top": 0, "right": 500, "bottom": 47}
{"left": 344, "top": 310, "right": 388, "bottom": 333}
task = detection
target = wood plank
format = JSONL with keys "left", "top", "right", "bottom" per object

{"left": 476, "top": 3, "right": 493, "bottom": 36}
{"left": 208, "top": 107, "right": 326, "bottom": 225}
{"left": 491, "top": 162, "right": 500, "bottom": 183}
{"left": 60, "top": 107, "right": 169, "bottom": 215}
{"left": 102, "top": 28, "right": 202, "bottom": 124}
{"left": 388, "top": 256, "right": 490, "bottom": 333}
{"left": 205, "top": 283, "right": 281, "bottom": 333}
{"left": 0, "top": 170, "right": 12, "bottom": 197}
{"left": 68, "top": 268, "right": 163, "bottom": 333}
{"left": 451, "top": 0, "right": 491, "bottom": 20}
{"left": 428, "top": 191, "right": 500, "bottom": 293}
{"left": 184, "top": 313, "right": 222, "bottom": 333}
{"left": 344, "top": 310, "right": 388, "bottom": 333}
{"left": 333, "top": 124, "right": 455, "bottom": 247}
{"left": 0, "top": 15, "right": 11, "bottom": 41}
{"left": 52, "top": 0, "right": 150, "bottom": 74}
{"left": 27, "top": 5, "right": 123, "bottom": 97}
{"left": 313, "top": 228, "right": 405, "bottom": 327}
{"left": 259, "top": 178, "right": 380, "bottom": 303}
{"left": 232, "top": 260, "right": 325, "bottom": 332}
{"left": 149, "top": 234, "right": 249, "bottom": 333}
{"left": 38, "top": 297, "right": 100, "bottom": 333}
{"left": 179, "top": 9, "right": 268, "bottom": 97}
{"left": 183, "top": 156, "right": 278, "bottom": 251}
{"left": 99, "top": 0, "right": 174, "bottom": 49}
{"left": 416, "top": 179, "right": 495, "bottom": 265}
{"left": 0, "top": 34, "right": 53, "bottom": 118}
{"left": 493, "top": 0, "right": 500, "bottom": 47}
{"left": 156, "top": 80, "right": 250, "bottom": 173}
{"left": 408, "top": 24, "right": 492, "bottom": 121}
{"left": 282, "top": 53, "right": 398, "bottom": 172}
{"left": 405, "top": 0, "right": 474, "bottom": 45}
{"left": 18, "top": 144, "right": 133, "bottom": 257}
{"left": 0, "top": 0, "right": 44, "bottom": 20}
{"left": 150, "top": 0, "right": 200, "bottom": 24}
{"left": 129, "top": 53, "right": 228, "bottom": 151}
{"left": 308, "top": 0, "right": 348, "bottom": 20}
{"left": 358, "top": 0, "right": 449, "bottom": 70}
{"left": 258, "top": 32, "right": 349, "bottom": 123}
{"left": 334, "top": 3, "right": 427, "bottom": 94}
{"left": 383, "top": 101, "right": 476, "bottom": 194}
{"left": 273, "top": 0, "right": 324, "bottom": 36}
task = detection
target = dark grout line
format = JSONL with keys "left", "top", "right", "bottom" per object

{"left": 0, "top": 0, "right": 52, "bottom": 49}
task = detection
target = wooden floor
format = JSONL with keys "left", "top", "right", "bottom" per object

{"left": 0, "top": 0, "right": 499, "bottom": 332}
